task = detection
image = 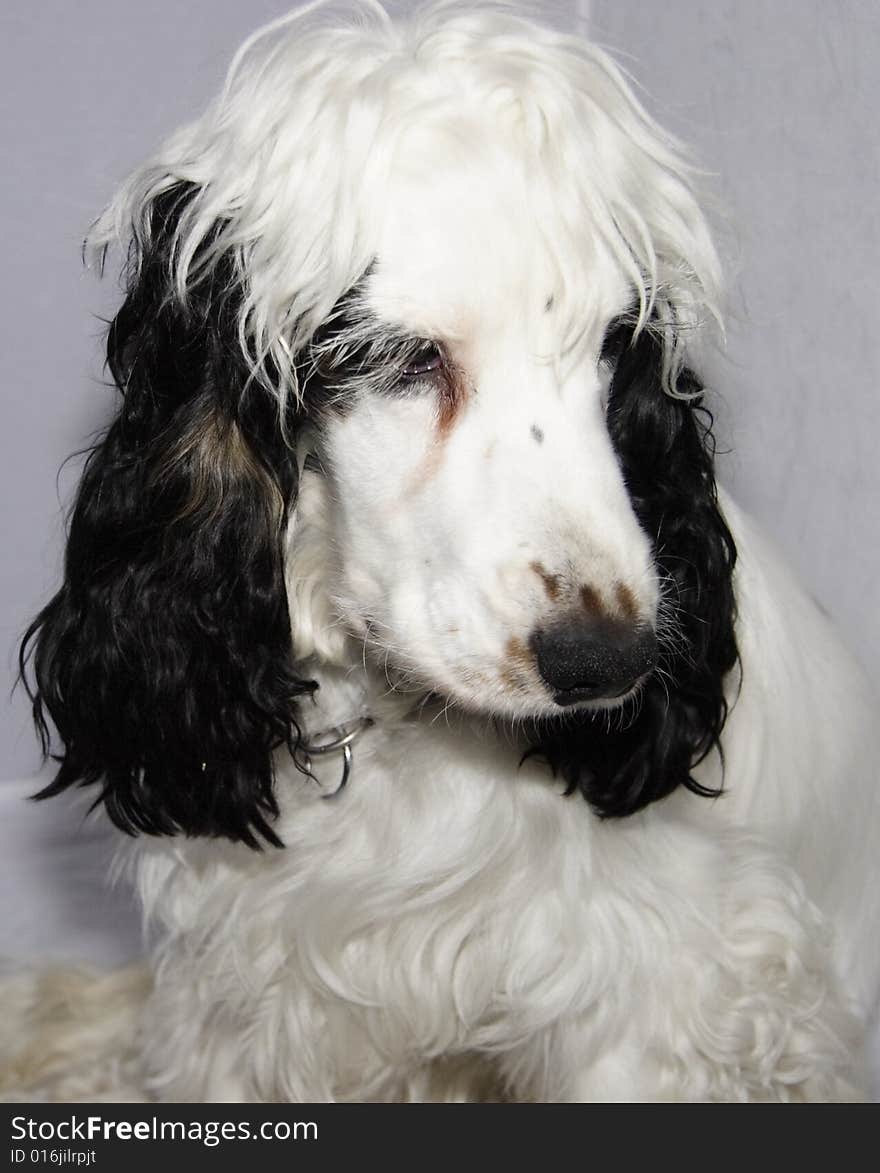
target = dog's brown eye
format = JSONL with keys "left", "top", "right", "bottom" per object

{"left": 402, "top": 342, "right": 442, "bottom": 378}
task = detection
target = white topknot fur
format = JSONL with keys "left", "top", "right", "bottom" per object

{"left": 93, "top": 0, "right": 721, "bottom": 407}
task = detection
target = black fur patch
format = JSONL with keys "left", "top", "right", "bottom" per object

{"left": 20, "top": 184, "right": 314, "bottom": 848}
{"left": 528, "top": 318, "right": 739, "bottom": 816}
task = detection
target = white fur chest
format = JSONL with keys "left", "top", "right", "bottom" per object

{"left": 130, "top": 699, "right": 853, "bottom": 1102}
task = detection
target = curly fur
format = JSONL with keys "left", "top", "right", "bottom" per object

{"left": 21, "top": 183, "right": 313, "bottom": 847}
{"left": 11, "top": 1, "right": 880, "bottom": 1102}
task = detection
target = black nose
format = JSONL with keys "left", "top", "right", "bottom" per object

{"left": 531, "top": 619, "right": 658, "bottom": 705}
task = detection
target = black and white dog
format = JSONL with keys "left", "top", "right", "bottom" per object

{"left": 13, "top": 1, "right": 880, "bottom": 1101}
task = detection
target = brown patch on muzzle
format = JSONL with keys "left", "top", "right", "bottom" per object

{"left": 501, "top": 635, "right": 535, "bottom": 692}
{"left": 578, "top": 581, "right": 643, "bottom": 623}
{"left": 614, "top": 582, "right": 639, "bottom": 620}
{"left": 579, "top": 584, "right": 604, "bottom": 616}
{"left": 530, "top": 561, "right": 561, "bottom": 601}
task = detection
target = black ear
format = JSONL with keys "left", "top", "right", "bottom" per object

{"left": 20, "top": 183, "right": 313, "bottom": 848}
{"left": 531, "top": 320, "right": 739, "bottom": 816}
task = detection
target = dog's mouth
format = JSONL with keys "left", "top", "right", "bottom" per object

{"left": 549, "top": 674, "right": 650, "bottom": 709}
{"left": 357, "top": 619, "right": 658, "bottom": 722}
{"left": 386, "top": 667, "right": 652, "bottom": 728}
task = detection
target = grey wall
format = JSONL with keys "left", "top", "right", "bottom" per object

{"left": 2, "top": 0, "right": 877, "bottom": 784}
{"left": 591, "top": 0, "right": 880, "bottom": 682}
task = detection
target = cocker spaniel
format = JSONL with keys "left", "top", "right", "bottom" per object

{"left": 13, "top": 0, "right": 880, "bottom": 1101}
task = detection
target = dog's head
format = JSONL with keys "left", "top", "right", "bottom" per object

{"left": 22, "top": 2, "right": 737, "bottom": 845}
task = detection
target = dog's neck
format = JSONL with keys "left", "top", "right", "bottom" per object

{"left": 296, "top": 654, "right": 436, "bottom": 739}
{"left": 290, "top": 655, "right": 432, "bottom": 796}
{"left": 294, "top": 651, "right": 506, "bottom": 785}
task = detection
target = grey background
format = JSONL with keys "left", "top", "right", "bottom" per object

{"left": 2, "top": 0, "right": 878, "bottom": 780}
{"left": 591, "top": 0, "right": 880, "bottom": 685}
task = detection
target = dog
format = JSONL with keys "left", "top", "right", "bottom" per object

{"left": 12, "top": 0, "right": 880, "bottom": 1101}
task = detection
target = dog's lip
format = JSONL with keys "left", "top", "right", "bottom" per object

{"left": 550, "top": 673, "right": 649, "bottom": 709}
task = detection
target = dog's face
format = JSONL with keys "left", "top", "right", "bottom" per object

{"left": 305, "top": 124, "right": 659, "bottom": 719}
{"left": 23, "top": 3, "right": 738, "bottom": 844}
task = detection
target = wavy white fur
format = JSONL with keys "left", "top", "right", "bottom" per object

{"left": 7, "top": 1, "right": 880, "bottom": 1103}
{"left": 111, "top": 493, "right": 873, "bottom": 1103}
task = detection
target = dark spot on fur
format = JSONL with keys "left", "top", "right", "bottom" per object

{"left": 506, "top": 636, "right": 533, "bottom": 667}
{"left": 580, "top": 584, "right": 604, "bottom": 615}
{"left": 615, "top": 582, "right": 638, "bottom": 620}
{"left": 530, "top": 560, "right": 561, "bottom": 601}
{"left": 530, "top": 424, "right": 544, "bottom": 445}
{"left": 501, "top": 636, "right": 534, "bottom": 691}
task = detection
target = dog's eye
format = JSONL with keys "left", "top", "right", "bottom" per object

{"left": 402, "top": 342, "right": 443, "bottom": 379}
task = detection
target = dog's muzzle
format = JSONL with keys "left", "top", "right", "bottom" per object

{"left": 531, "top": 619, "right": 658, "bottom": 706}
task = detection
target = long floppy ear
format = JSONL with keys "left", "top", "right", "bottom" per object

{"left": 20, "top": 182, "right": 313, "bottom": 848}
{"left": 532, "top": 319, "right": 739, "bottom": 816}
